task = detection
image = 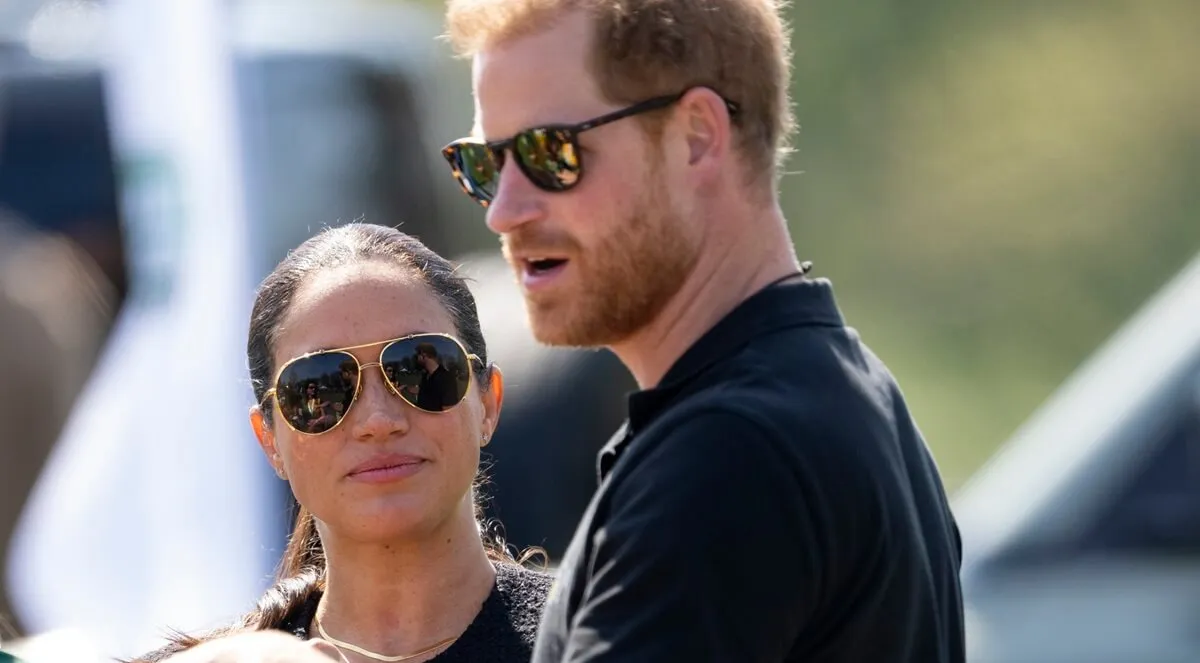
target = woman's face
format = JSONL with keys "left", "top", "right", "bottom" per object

{"left": 251, "top": 262, "right": 502, "bottom": 544}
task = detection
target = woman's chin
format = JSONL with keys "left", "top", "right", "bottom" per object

{"left": 335, "top": 498, "right": 451, "bottom": 544}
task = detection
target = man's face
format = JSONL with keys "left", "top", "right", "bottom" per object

{"left": 472, "top": 10, "right": 702, "bottom": 348}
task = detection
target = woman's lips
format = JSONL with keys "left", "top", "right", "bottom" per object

{"left": 346, "top": 454, "right": 426, "bottom": 483}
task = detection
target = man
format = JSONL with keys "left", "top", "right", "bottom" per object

{"left": 441, "top": 1, "right": 965, "bottom": 662}
{"left": 414, "top": 343, "right": 459, "bottom": 412}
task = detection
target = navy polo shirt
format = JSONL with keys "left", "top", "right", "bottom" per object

{"left": 532, "top": 277, "right": 966, "bottom": 662}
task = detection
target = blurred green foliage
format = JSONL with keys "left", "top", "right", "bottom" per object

{"left": 417, "top": 0, "right": 1200, "bottom": 489}
{"left": 781, "top": 0, "right": 1200, "bottom": 487}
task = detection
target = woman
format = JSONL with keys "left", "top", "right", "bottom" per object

{"left": 136, "top": 223, "right": 551, "bottom": 663}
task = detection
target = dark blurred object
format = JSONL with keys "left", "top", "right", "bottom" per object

{"left": 0, "top": 49, "right": 124, "bottom": 636}
{"left": 0, "top": 215, "right": 116, "bottom": 636}
{"left": 0, "top": 66, "right": 126, "bottom": 300}
{"left": 237, "top": 54, "right": 445, "bottom": 263}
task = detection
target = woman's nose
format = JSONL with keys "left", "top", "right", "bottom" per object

{"left": 348, "top": 364, "right": 411, "bottom": 441}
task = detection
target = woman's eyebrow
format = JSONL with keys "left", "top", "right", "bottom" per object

{"left": 304, "top": 330, "right": 438, "bottom": 355}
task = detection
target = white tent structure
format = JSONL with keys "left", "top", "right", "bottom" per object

{"left": 6, "top": 0, "right": 278, "bottom": 658}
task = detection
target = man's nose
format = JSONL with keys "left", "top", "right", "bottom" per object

{"left": 485, "top": 156, "right": 547, "bottom": 235}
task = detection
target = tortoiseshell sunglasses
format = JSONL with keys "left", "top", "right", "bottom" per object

{"left": 441, "top": 88, "right": 739, "bottom": 207}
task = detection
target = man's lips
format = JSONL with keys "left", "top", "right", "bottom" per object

{"left": 517, "top": 257, "right": 571, "bottom": 291}
{"left": 520, "top": 256, "right": 570, "bottom": 275}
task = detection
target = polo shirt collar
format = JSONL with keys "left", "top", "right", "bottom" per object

{"left": 598, "top": 276, "right": 845, "bottom": 480}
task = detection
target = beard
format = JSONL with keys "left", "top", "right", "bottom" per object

{"left": 503, "top": 180, "right": 701, "bottom": 348}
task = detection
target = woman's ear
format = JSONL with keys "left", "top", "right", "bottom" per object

{"left": 250, "top": 405, "right": 287, "bottom": 480}
{"left": 480, "top": 364, "right": 504, "bottom": 446}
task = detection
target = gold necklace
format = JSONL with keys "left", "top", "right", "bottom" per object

{"left": 315, "top": 618, "right": 458, "bottom": 662}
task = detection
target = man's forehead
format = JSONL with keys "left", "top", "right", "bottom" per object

{"left": 471, "top": 73, "right": 605, "bottom": 140}
{"left": 469, "top": 21, "right": 604, "bottom": 140}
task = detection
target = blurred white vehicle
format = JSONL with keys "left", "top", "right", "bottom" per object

{"left": 956, "top": 252, "right": 1200, "bottom": 663}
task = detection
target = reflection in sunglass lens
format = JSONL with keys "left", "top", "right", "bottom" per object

{"left": 449, "top": 143, "right": 500, "bottom": 202}
{"left": 446, "top": 128, "right": 584, "bottom": 206}
{"left": 275, "top": 351, "right": 358, "bottom": 435}
{"left": 382, "top": 336, "right": 471, "bottom": 413}
{"left": 513, "top": 128, "right": 580, "bottom": 191}
{"left": 271, "top": 335, "right": 476, "bottom": 436}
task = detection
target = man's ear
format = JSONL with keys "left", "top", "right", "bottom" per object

{"left": 480, "top": 365, "right": 505, "bottom": 446}
{"left": 678, "top": 86, "right": 733, "bottom": 168}
{"left": 250, "top": 405, "right": 286, "bottom": 480}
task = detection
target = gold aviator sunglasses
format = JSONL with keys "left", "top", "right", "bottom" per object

{"left": 262, "top": 333, "right": 480, "bottom": 436}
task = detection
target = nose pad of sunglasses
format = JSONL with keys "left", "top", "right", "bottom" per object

{"left": 346, "top": 363, "right": 408, "bottom": 420}
{"left": 357, "top": 362, "right": 388, "bottom": 388}
{"left": 357, "top": 362, "right": 410, "bottom": 398}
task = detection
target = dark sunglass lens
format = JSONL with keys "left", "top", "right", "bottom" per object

{"left": 447, "top": 143, "right": 500, "bottom": 203}
{"left": 382, "top": 336, "right": 471, "bottom": 413}
{"left": 275, "top": 352, "right": 358, "bottom": 434}
{"left": 514, "top": 128, "right": 580, "bottom": 191}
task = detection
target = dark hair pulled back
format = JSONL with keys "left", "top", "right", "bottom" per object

{"left": 129, "top": 223, "right": 529, "bottom": 662}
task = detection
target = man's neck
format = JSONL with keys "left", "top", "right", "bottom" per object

{"left": 611, "top": 205, "right": 800, "bottom": 390}
{"left": 315, "top": 504, "right": 495, "bottom": 660}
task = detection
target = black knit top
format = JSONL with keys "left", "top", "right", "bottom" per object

{"left": 134, "top": 563, "right": 552, "bottom": 663}
{"left": 280, "top": 563, "right": 552, "bottom": 663}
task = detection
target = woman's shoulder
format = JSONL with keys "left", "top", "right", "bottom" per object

{"left": 480, "top": 561, "right": 555, "bottom": 647}
{"left": 495, "top": 560, "right": 554, "bottom": 606}
{"left": 433, "top": 561, "right": 554, "bottom": 662}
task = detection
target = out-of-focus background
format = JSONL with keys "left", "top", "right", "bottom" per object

{"left": 0, "top": 1, "right": 1197, "bottom": 661}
